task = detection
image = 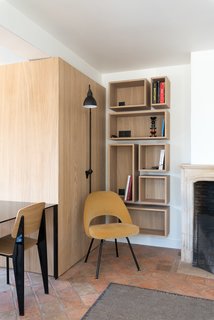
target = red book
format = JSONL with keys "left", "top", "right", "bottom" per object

{"left": 160, "top": 81, "right": 165, "bottom": 103}
{"left": 126, "top": 176, "right": 132, "bottom": 201}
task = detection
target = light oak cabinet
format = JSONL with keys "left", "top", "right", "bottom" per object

{"left": 108, "top": 77, "right": 170, "bottom": 236}
{"left": 0, "top": 57, "right": 106, "bottom": 276}
{"left": 139, "top": 175, "right": 170, "bottom": 205}
{"left": 109, "top": 78, "right": 150, "bottom": 111}
{"left": 109, "top": 144, "right": 138, "bottom": 202}
{"left": 151, "top": 76, "right": 170, "bottom": 109}
{"left": 138, "top": 144, "right": 170, "bottom": 172}
{"left": 127, "top": 205, "right": 169, "bottom": 236}
{"left": 109, "top": 110, "right": 170, "bottom": 140}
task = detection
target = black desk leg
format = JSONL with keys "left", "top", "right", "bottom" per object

{"left": 53, "top": 205, "right": 58, "bottom": 279}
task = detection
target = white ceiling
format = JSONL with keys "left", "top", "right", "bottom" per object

{"left": 4, "top": 0, "right": 214, "bottom": 73}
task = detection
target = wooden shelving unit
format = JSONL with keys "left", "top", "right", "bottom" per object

{"left": 138, "top": 175, "right": 170, "bottom": 205}
{"left": 138, "top": 143, "right": 170, "bottom": 172}
{"left": 109, "top": 79, "right": 150, "bottom": 111}
{"left": 127, "top": 204, "right": 169, "bottom": 236}
{"left": 108, "top": 76, "right": 170, "bottom": 237}
{"left": 108, "top": 144, "right": 138, "bottom": 202}
{"left": 109, "top": 110, "right": 170, "bottom": 140}
{"left": 151, "top": 76, "right": 170, "bottom": 109}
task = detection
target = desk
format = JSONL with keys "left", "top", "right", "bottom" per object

{"left": 0, "top": 201, "right": 58, "bottom": 279}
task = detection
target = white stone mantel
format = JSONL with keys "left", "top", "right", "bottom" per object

{"left": 181, "top": 164, "right": 214, "bottom": 263}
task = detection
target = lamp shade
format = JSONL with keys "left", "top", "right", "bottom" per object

{"left": 83, "top": 85, "right": 97, "bottom": 108}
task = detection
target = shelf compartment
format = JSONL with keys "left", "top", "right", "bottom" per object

{"left": 138, "top": 144, "right": 170, "bottom": 172}
{"left": 108, "top": 144, "right": 138, "bottom": 202}
{"left": 127, "top": 204, "right": 169, "bottom": 236}
{"left": 109, "top": 79, "right": 150, "bottom": 111}
{"left": 151, "top": 76, "right": 170, "bottom": 109}
{"left": 109, "top": 110, "right": 170, "bottom": 140}
{"left": 139, "top": 175, "right": 170, "bottom": 205}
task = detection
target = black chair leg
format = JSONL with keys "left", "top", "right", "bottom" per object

{"left": 96, "top": 239, "right": 104, "bottom": 279}
{"left": 85, "top": 238, "right": 94, "bottom": 263}
{"left": 6, "top": 256, "right": 10, "bottom": 284}
{"left": 13, "top": 216, "right": 25, "bottom": 316}
{"left": 126, "top": 237, "right": 140, "bottom": 271}
{"left": 13, "top": 243, "right": 24, "bottom": 316}
{"left": 37, "top": 212, "right": 49, "bottom": 294}
{"left": 115, "top": 239, "right": 119, "bottom": 257}
{"left": 37, "top": 243, "right": 49, "bottom": 294}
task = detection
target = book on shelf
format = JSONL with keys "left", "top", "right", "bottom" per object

{"left": 152, "top": 80, "right": 165, "bottom": 104}
{"left": 159, "top": 149, "right": 165, "bottom": 170}
{"left": 156, "top": 80, "right": 160, "bottom": 103}
{"left": 152, "top": 82, "right": 157, "bottom": 104}
{"left": 124, "top": 175, "right": 132, "bottom": 201}
{"left": 159, "top": 81, "right": 165, "bottom": 103}
{"left": 161, "top": 118, "right": 165, "bottom": 137}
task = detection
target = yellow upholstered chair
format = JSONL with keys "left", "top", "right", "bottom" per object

{"left": 83, "top": 191, "right": 140, "bottom": 278}
{"left": 0, "top": 202, "right": 48, "bottom": 316}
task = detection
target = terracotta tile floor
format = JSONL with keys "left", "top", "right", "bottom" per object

{"left": 1, "top": 242, "right": 214, "bottom": 319}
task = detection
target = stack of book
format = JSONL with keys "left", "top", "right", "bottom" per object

{"left": 152, "top": 80, "right": 165, "bottom": 104}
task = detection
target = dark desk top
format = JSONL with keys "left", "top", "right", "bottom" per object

{"left": 0, "top": 201, "right": 57, "bottom": 223}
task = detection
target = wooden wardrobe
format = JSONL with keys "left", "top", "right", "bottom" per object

{"left": 0, "top": 57, "right": 106, "bottom": 276}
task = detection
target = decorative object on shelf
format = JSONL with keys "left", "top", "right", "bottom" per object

{"left": 118, "top": 188, "right": 125, "bottom": 196}
{"left": 150, "top": 116, "right": 157, "bottom": 137}
{"left": 118, "top": 101, "right": 125, "bottom": 106}
{"left": 83, "top": 84, "right": 97, "bottom": 193}
{"left": 118, "top": 130, "right": 131, "bottom": 138}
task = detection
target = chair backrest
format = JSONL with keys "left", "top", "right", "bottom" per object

{"left": 11, "top": 202, "right": 45, "bottom": 238}
{"left": 84, "top": 191, "right": 132, "bottom": 237}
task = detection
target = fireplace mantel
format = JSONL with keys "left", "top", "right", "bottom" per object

{"left": 181, "top": 164, "right": 214, "bottom": 263}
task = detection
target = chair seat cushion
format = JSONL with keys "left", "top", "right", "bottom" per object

{"left": 0, "top": 235, "right": 37, "bottom": 256}
{"left": 89, "top": 223, "right": 139, "bottom": 240}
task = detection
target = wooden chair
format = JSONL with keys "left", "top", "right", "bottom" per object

{"left": 83, "top": 191, "right": 140, "bottom": 278}
{"left": 0, "top": 202, "right": 48, "bottom": 316}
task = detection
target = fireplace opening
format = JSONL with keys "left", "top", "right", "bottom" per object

{"left": 193, "top": 181, "right": 214, "bottom": 273}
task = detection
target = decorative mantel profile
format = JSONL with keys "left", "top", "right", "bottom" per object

{"left": 181, "top": 164, "right": 214, "bottom": 263}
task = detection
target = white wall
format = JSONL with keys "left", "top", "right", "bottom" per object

{"left": 191, "top": 50, "right": 214, "bottom": 164}
{"left": 0, "top": 0, "right": 102, "bottom": 83}
{"left": 102, "top": 64, "right": 191, "bottom": 249}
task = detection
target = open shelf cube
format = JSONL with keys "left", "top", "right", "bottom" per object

{"left": 151, "top": 76, "right": 170, "bottom": 109}
{"left": 127, "top": 204, "right": 169, "bottom": 236}
{"left": 109, "top": 79, "right": 150, "bottom": 111}
{"left": 108, "top": 144, "right": 138, "bottom": 202}
{"left": 109, "top": 110, "right": 170, "bottom": 140}
{"left": 138, "top": 144, "right": 170, "bottom": 172}
{"left": 139, "top": 175, "right": 170, "bottom": 205}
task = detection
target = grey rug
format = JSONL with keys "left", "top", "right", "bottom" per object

{"left": 81, "top": 283, "right": 214, "bottom": 320}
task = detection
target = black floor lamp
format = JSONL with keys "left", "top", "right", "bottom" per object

{"left": 83, "top": 85, "right": 97, "bottom": 193}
